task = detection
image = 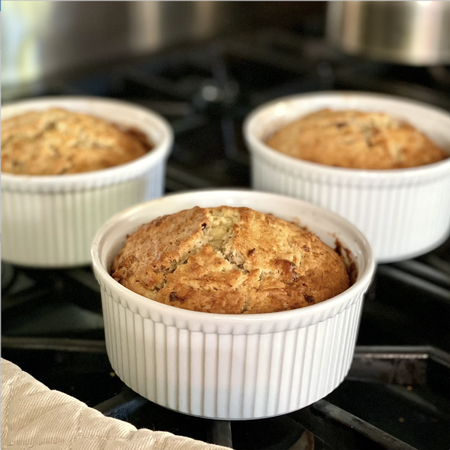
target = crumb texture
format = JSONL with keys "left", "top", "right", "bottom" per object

{"left": 111, "top": 206, "right": 350, "bottom": 314}
{"left": 1, "top": 108, "right": 152, "bottom": 175}
{"left": 266, "top": 109, "right": 448, "bottom": 169}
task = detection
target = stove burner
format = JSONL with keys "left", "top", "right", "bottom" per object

{"left": 1, "top": 261, "right": 16, "bottom": 291}
{"left": 2, "top": 249, "right": 450, "bottom": 449}
{"left": 3, "top": 333, "right": 449, "bottom": 449}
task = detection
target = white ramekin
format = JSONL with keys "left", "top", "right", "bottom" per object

{"left": 91, "top": 189, "right": 375, "bottom": 420}
{"left": 244, "top": 91, "right": 450, "bottom": 263}
{"left": 1, "top": 96, "right": 173, "bottom": 268}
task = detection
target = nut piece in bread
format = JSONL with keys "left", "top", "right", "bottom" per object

{"left": 111, "top": 206, "right": 350, "bottom": 314}
{"left": 1, "top": 108, "right": 152, "bottom": 175}
{"left": 266, "top": 109, "right": 448, "bottom": 170}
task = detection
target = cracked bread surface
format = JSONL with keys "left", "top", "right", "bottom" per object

{"left": 266, "top": 109, "right": 448, "bottom": 170}
{"left": 1, "top": 108, "right": 152, "bottom": 175}
{"left": 111, "top": 206, "right": 350, "bottom": 314}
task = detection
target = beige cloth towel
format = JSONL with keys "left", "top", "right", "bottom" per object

{"left": 1, "top": 359, "right": 230, "bottom": 450}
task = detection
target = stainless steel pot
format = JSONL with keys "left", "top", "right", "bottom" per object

{"left": 1, "top": 2, "right": 239, "bottom": 92}
{"left": 326, "top": 1, "right": 450, "bottom": 65}
{"left": 1, "top": 1, "right": 322, "bottom": 99}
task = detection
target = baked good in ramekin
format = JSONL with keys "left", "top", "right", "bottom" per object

{"left": 244, "top": 92, "right": 450, "bottom": 263}
{"left": 1, "top": 97, "right": 173, "bottom": 268}
{"left": 110, "top": 205, "right": 351, "bottom": 314}
{"left": 91, "top": 190, "right": 375, "bottom": 420}
{"left": 266, "top": 108, "right": 447, "bottom": 170}
{"left": 2, "top": 108, "right": 153, "bottom": 175}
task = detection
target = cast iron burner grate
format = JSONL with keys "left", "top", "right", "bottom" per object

{"left": 90, "top": 346, "right": 449, "bottom": 450}
{"left": 2, "top": 252, "right": 450, "bottom": 450}
{"left": 9, "top": 29, "right": 450, "bottom": 192}
{"left": 2, "top": 28, "right": 450, "bottom": 450}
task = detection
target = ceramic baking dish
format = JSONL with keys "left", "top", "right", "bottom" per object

{"left": 244, "top": 91, "right": 450, "bottom": 263}
{"left": 1, "top": 96, "right": 173, "bottom": 267}
{"left": 91, "top": 189, "right": 375, "bottom": 420}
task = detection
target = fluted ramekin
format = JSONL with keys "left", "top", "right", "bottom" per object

{"left": 1, "top": 96, "right": 173, "bottom": 267}
{"left": 91, "top": 189, "right": 375, "bottom": 420}
{"left": 244, "top": 91, "right": 450, "bottom": 263}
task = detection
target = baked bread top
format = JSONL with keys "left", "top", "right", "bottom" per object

{"left": 111, "top": 206, "right": 350, "bottom": 314}
{"left": 266, "top": 109, "right": 448, "bottom": 170}
{"left": 1, "top": 108, "right": 152, "bottom": 175}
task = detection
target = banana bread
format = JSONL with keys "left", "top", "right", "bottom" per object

{"left": 1, "top": 108, "right": 152, "bottom": 175}
{"left": 266, "top": 108, "right": 448, "bottom": 170}
{"left": 111, "top": 206, "right": 350, "bottom": 314}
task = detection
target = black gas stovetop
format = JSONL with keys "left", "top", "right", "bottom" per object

{"left": 2, "top": 29, "right": 450, "bottom": 450}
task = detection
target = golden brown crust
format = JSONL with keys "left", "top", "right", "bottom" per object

{"left": 266, "top": 109, "right": 448, "bottom": 170}
{"left": 111, "top": 206, "right": 350, "bottom": 314}
{"left": 1, "top": 108, "right": 152, "bottom": 175}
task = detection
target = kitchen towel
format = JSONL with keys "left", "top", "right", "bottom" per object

{"left": 1, "top": 358, "right": 230, "bottom": 450}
